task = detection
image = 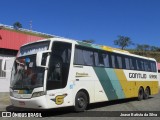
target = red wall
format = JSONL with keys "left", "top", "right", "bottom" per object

{"left": 0, "top": 29, "right": 45, "bottom": 50}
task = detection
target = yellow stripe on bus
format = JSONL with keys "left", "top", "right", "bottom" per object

{"left": 114, "top": 69, "right": 159, "bottom": 98}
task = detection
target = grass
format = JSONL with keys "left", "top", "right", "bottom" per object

{"left": 3, "top": 27, "right": 53, "bottom": 38}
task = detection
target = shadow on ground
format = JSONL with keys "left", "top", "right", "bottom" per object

{"left": 5, "top": 97, "right": 154, "bottom": 117}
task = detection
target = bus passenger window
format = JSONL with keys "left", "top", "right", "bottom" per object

{"left": 136, "top": 59, "right": 139, "bottom": 70}
{"left": 103, "top": 53, "right": 110, "bottom": 68}
{"left": 141, "top": 61, "right": 145, "bottom": 71}
{"left": 144, "top": 61, "right": 149, "bottom": 71}
{"left": 83, "top": 50, "right": 94, "bottom": 66}
{"left": 74, "top": 48, "right": 83, "bottom": 65}
{"left": 94, "top": 52, "right": 104, "bottom": 67}
{"left": 117, "top": 56, "right": 122, "bottom": 69}
{"left": 111, "top": 55, "right": 116, "bottom": 68}
{"left": 125, "top": 58, "right": 130, "bottom": 69}
{"left": 74, "top": 47, "right": 94, "bottom": 66}
{"left": 129, "top": 58, "right": 134, "bottom": 70}
{"left": 151, "top": 62, "right": 157, "bottom": 72}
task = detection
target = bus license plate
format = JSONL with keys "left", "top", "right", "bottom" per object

{"left": 19, "top": 101, "right": 25, "bottom": 106}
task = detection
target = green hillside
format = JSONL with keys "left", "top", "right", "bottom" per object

{"left": 129, "top": 50, "right": 160, "bottom": 63}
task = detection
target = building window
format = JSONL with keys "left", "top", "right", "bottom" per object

{"left": 0, "top": 59, "right": 6, "bottom": 77}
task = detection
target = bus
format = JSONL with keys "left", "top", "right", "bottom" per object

{"left": 4, "top": 38, "right": 159, "bottom": 111}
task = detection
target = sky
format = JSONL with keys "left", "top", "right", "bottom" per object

{"left": 1, "top": 0, "right": 160, "bottom": 48}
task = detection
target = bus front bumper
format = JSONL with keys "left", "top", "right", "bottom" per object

{"left": 10, "top": 96, "right": 48, "bottom": 109}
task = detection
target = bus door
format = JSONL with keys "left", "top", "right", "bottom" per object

{"left": 46, "top": 42, "right": 72, "bottom": 106}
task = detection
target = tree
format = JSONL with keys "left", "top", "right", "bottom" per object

{"left": 136, "top": 44, "right": 144, "bottom": 51}
{"left": 143, "top": 44, "right": 150, "bottom": 51}
{"left": 150, "top": 46, "right": 160, "bottom": 51}
{"left": 13, "top": 22, "right": 22, "bottom": 30}
{"left": 114, "top": 35, "right": 134, "bottom": 50}
{"left": 82, "top": 39, "right": 95, "bottom": 43}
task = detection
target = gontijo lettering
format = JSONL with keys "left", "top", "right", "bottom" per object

{"left": 129, "top": 73, "right": 147, "bottom": 79}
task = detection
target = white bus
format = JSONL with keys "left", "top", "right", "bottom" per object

{"left": 5, "top": 38, "right": 159, "bottom": 111}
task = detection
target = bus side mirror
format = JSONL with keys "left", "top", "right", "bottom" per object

{"left": 36, "top": 52, "right": 49, "bottom": 68}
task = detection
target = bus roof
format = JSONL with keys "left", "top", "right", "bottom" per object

{"left": 21, "top": 38, "right": 156, "bottom": 61}
{"left": 75, "top": 41, "right": 156, "bottom": 61}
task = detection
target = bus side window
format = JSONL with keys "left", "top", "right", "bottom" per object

{"left": 137, "top": 59, "right": 142, "bottom": 71}
{"left": 94, "top": 51, "right": 105, "bottom": 67}
{"left": 141, "top": 61, "right": 145, "bottom": 71}
{"left": 74, "top": 46, "right": 94, "bottom": 66}
{"left": 74, "top": 48, "right": 83, "bottom": 65}
{"left": 117, "top": 55, "right": 122, "bottom": 69}
{"left": 102, "top": 53, "right": 110, "bottom": 68}
{"left": 147, "top": 61, "right": 151, "bottom": 72}
{"left": 151, "top": 62, "right": 157, "bottom": 72}
{"left": 83, "top": 49, "right": 94, "bottom": 66}
{"left": 136, "top": 59, "right": 139, "bottom": 70}
{"left": 125, "top": 57, "right": 130, "bottom": 69}
{"left": 111, "top": 54, "right": 116, "bottom": 68}
{"left": 144, "top": 61, "right": 149, "bottom": 71}
{"left": 129, "top": 58, "right": 134, "bottom": 70}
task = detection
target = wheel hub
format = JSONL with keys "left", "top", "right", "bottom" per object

{"left": 78, "top": 98, "right": 85, "bottom": 108}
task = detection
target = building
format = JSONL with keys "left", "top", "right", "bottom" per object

{"left": 0, "top": 24, "right": 55, "bottom": 92}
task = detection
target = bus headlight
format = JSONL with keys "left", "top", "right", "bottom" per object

{"left": 32, "top": 91, "right": 44, "bottom": 98}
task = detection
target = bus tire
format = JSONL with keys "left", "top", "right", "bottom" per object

{"left": 74, "top": 91, "right": 88, "bottom": 112}
{"left": 144, "top": 87, "right": 150, "bottom": 99}
{"left": 138, "top": 87, "right": 144, "bottom": 101}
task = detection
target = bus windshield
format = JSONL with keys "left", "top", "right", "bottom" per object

{"left": 11, "top": 55, "right": 45, "bottom": 90}
{"left": 10, "top": 41, "right": 50, "bottom": 90}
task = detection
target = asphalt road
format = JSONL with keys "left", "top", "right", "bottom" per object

{"left": 0, "top": 89, "right": 160, "bottom": 120}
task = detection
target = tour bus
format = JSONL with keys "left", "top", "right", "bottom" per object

{"left": 3, "top": 38, "right": 159, "bottom": 111}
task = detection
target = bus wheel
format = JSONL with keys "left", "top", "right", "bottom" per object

{"left": 144, "top": 87, "right": 150, "bottom": 99}
{"left": 138, "top": 87, "right": 144, "bottom": 101}
{"left": 74, "top": 91, "right": 88, "bottom": 112}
